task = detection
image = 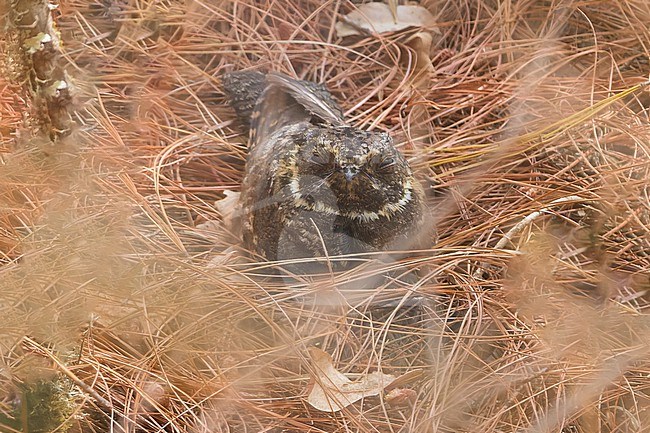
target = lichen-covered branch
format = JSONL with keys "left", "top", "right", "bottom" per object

{"left": 2, "top": 0, "right": 74, "bottom": 141}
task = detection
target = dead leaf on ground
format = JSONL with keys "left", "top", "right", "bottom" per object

{"left": 336, "top": 2, "right": 439, "bottom": 38}
{"left": 385, "top": 387, "right": 417, "bottom": 406}
{"left": 406, "top": 32, "right": 435, "bottom": 76}
{"left": 214, "top": 189, "right": 241, "bottom": 234}
{"left": 306, "top": 347, "right": 397, "bottom": 412}
{"left": 206, "top": 246, "right": 242, "bottom": 268}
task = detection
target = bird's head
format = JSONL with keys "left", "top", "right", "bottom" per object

{"left": 290, "top": 126, "right": 414, "bottom": 220}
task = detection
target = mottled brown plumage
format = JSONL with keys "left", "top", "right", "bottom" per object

{"left": 222, "top": 71, "right": 430, "bottom": 268}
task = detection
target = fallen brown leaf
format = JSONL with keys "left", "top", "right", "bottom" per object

{"left": 385, "top": 388, "right": 417, "bottom": 407}
{"left": 335, "top": 2, "right": 439, "bottom": 38}
{"left": 306, "top": 347, "right": 397, "bottom": 412}
{"left": 214, "top": 189, "right": 241, "bottom": 235}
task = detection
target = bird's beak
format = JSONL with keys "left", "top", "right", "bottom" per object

{"left": 342, "top": 166, "right": 359, "bottom": 181}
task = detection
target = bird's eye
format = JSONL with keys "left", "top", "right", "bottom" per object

{"left": 369, "top": 153, "right": 396, "bottom": 170}
{"left": 378, "top": 157, "right": 395, "bottom": 170}
{"left": 309, "top": 151, "right": 331, "bottom": 166}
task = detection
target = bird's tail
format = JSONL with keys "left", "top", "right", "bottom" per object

{"left": 221, "top": 71, "right": 267, "bottom": 130}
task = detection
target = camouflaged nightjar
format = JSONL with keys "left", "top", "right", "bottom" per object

{"left": 222, "top": 71, "right": 430, "bottom": 268}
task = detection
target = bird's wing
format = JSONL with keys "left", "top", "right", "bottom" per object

{"left": 252, "top": 73, "right": 345, "bottom": 147}
{"left": 266, "top": 73, "right": 345, "bottom": 125}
